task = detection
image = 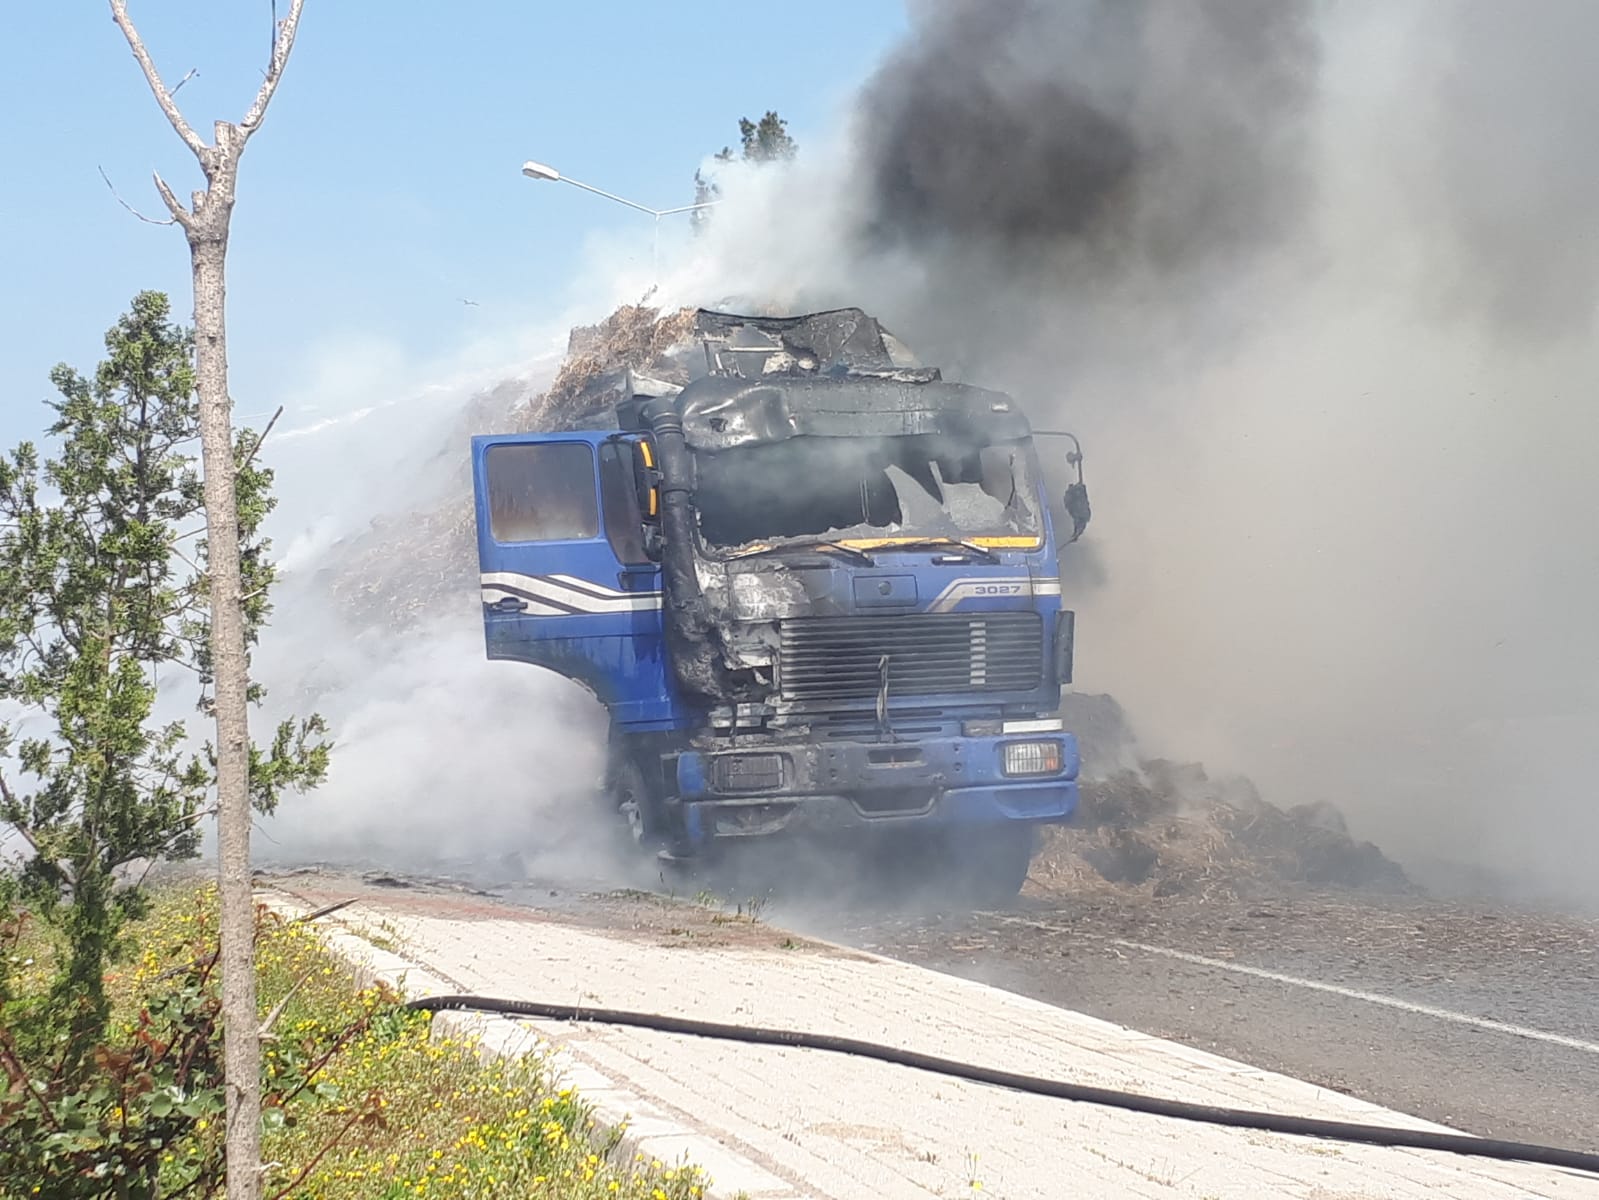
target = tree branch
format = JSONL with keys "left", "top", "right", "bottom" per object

{"left": 152, "top": 171, "right": 192, "bottom": 227}
{"left": 257, "top": 970, "right": 311, "bottom": 1039}
{"left": 0, "top": 806, "right": 77, "bottom": 890}
{"left": 264, "top": 1101, "right": 371, "bottom": 1200}
{"left": 107, "top": 0, "right": 209, "bottom": 160}
{"left": 240, "top": 0, "right": 307, "bottom": 136}
{"left": 0, "top": 773, "right": 28, "bottom": 833}
{"left": 288, "top": 898, "right": 357, "bottom": 925}
{"left": 0, "top": 1037, "right": 65, "bottom": 1132}
{"left": 169, "top": 539, "right": 206, "bottom": 579}
{"left": 130, "top": 805, "right": 217, "bottom": 890}
{"left": 238, "top": 406, "right": 284, "bottom": 474}
{"left": 97, "top": 165, "right": 178, "bottom": 226}
{"left": 159, "top": 655, "right": 206, "bottom": 679}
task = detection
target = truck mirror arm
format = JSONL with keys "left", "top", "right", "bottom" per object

{"left": 1035, "top": 429, "right": 1091, "bottom": 542}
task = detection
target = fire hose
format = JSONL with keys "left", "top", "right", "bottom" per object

{"left": 406, "top": 993, "right": 1599, "bottom": 1176}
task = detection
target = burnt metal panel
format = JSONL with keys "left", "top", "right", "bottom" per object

{"left": 852, "top": 574, "right": 918, "bottom": 609}
{"left": 674, "top": 376, "right": 1032, "bottom": 451}
{"left": 779, "top": 612, "right": 1043, "bottom": 701}
{"left": 614, "top": 308, "right": 1034, "bottom": 452}
{"left": 694, "top": 308, "right": 902, "bottom": 376}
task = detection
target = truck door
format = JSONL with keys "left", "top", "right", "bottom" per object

{"left": 470, "top": 432, "right": 679, "bottom": 728}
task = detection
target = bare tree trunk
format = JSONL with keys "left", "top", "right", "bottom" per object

{"left": 108, "top": 6, "right": 309, "bottom": 1198}
{"left": 192, "top": 229, "right": 262, "bottom": 1197}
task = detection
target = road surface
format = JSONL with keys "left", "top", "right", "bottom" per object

{"left": 271, "top": 858, "right": 1599, "bottom": 1155}
{"left": 796, "top": 886, "right": 1599, "bottom": 1150}
{"left": 262, "top": 870, "right": 1599, "bottom": 1199}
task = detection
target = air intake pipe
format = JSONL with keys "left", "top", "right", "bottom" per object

{"left": 645, "top": 403, "right": 724, "bottom": 700}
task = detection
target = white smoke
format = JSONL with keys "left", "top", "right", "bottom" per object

{"left": 655, "top": 2, "right": 1599, "bottom": 904}
{"left": 246, "top": 317, "right": 631, "bottom": 879}
{"left": 252, "top": 601, "right": 612, "bottom": 877}
{"left": 247, "top": 1, "right": 1599, "bottom": 907}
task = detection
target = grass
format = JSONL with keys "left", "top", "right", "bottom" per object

{"left": 357, "top": 915, "right": 403, "bottom": 955}
{"left": 690, "top": 889, "right": 769, "bottom": 926}
{"left": 8, "top": 884, "right": 714, "bottom": 1200}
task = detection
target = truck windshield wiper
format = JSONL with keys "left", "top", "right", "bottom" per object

{"left": 882, "top": 537, "right": 1002, "bottom": 564}
{"left": 729, "top": 539, "right": 876, "bottom": 566}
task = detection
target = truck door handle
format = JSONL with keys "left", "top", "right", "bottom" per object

{"left": 491, "top": 596, "right": 528, "bottom": 613}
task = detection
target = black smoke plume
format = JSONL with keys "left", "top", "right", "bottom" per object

{"left": 855, "top": 1, "right": 1319, "bottom": 281}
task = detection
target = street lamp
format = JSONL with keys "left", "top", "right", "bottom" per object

{"left": 520, "top": 159, "right": 719, "bottom": 278}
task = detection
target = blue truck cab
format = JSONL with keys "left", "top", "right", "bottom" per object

{"left": 470, "top": 309, "right": 1090, "bottom": 902}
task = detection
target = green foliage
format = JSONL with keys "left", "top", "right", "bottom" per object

{"left": 716, "top": 110, "right": 798, "bottom": 164}
{"left": 693, "top": 110, "right": 797, "bottom": 232}
{"left": 0, "top": 291, "right": 329, "bottom": 1069}
{"left": 0, "top": 889, "right": 384, "bottom": 1200}
{"left": 0, "top": 887, "right": 714, "bottom": 1199}
{"left": 0, "top": 900, "right": 228, "bottom": 1198}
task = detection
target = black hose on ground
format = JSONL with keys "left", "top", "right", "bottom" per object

{"left": 405, "top": 993, "right": 1599, "bottom": 1177}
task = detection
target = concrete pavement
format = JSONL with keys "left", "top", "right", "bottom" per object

{"left": 262, "top": 877, "right": 1599, "bottom": 1200}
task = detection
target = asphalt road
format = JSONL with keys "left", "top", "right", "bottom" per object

{"left": 793, "top": 887, "right": 1599, "bottom": 1150}
{"left": 276, "top": 852, "right": 1599, "bottom": 1153}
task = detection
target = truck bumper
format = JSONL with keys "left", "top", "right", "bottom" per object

{"left": 672, "top": 732, "right": 1079, "bottom": 842}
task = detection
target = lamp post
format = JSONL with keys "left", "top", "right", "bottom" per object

{"left": 521, "top": 159, "right": 719, "bottom": 278}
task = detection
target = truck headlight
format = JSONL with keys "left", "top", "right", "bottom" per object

{"left": 712, "top": 753, "right": 786, "bottom": 793}
{"left": 1001, "top": 739, "right": 1065, "bottom": 777}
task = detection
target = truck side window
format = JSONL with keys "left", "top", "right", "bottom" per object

{"left": 485, "top": 442, "right": 599, "bottom": 543}
{"left": 598, "top": 443, "right": 649, "bottom": 564}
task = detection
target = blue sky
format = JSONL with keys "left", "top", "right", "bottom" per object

{"left": 0, "top": 1, "right": 908, "bottom": 444}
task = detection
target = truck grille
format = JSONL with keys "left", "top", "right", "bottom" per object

{"left": 778, "top": 613, "right": 1043, "bottom": 701}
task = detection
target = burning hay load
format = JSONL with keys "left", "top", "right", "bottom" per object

{"left": 1034, "top": 694, "right": 1412, "bottom": 899}
{"left": 324, "top": 305, "right": 698, "bottom": 631}
{"left": 319, "top": 301, "right": 1410, "bottom": 902}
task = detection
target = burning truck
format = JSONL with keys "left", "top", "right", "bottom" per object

{"left": 469, "top": 308, "right": 1091, "bottom": 902}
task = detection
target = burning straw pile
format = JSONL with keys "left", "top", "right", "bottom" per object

{"left": 1032, "top": 694, "right": 1413, "bottom": 899}
{"left": 323, "top": 305, "right": 697, "bottom": 629}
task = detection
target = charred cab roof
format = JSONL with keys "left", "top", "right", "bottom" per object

{"left": 617, "top": 307, "right": 1033, "bottom": 451}
{"left": 667, "top": 376, "right": 1031, "bottom": 452}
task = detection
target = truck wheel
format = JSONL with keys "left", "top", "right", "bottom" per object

{"left": 946, "top": 824, "right": 1037, "bottom": 909}
{"left": 608, "top": 756, "right": 657, "bottom": 846}
{"left": 608, "top": 754, "right": 701, "bottom": 865}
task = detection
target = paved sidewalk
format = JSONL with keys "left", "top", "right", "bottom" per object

{"left": 262, "top": 879, "right": 1599, "bottom": 1200}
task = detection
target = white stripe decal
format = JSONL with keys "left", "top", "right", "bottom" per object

{"left": 545, "top": 572, "right": 655, "bottom": 600}
{"left": 487, "top": 571, "right": 1053, "bottom": 615}
{"left": 927, "top": 577, "right": 1033, "bottom": 613}
{"left": 480, "top": 571, "right": 662, "bottom": 614}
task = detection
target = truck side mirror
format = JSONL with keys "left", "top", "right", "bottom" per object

{"left": 1061, "top": 436, "right": 1090, "bottom": 543}
{"left": 1033, "top": 429, "right": 1092, "bottom": 543}
{"left": 1063, "top": 482, "right": 1091, "bottom": 543}
{"left": 631, "top": 437, "right": 662, "bottom": 526}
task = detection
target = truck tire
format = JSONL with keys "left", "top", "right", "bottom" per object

{"left": 945, "top": 824, "right": 1036, "bottom": 909}
{"left": 607, "top": 755, "right": 657, "bottom": 847}
{"left": 607, "top": 753, "right": 703, "bottom": 878}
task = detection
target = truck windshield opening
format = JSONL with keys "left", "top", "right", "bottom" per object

{"left": 694, "top": 434, "right": 1041, "bottom": 550}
